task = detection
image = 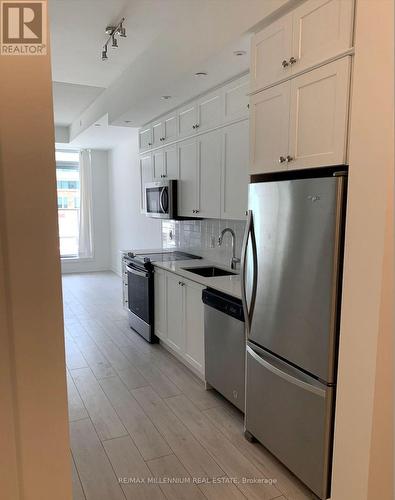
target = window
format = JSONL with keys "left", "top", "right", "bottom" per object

{"left": 56, "top": 150, "right": 80, "bottom": 257}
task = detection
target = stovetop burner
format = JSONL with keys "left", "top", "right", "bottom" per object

{"left": 127, "top": 251, "right": 202, "bottom": 263}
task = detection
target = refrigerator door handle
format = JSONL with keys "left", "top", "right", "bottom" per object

{"left": 246, "top": 345, "right": 326, "bottom": 398}
{"left": 241, "top": 210, "right": 258, "bottom": 336}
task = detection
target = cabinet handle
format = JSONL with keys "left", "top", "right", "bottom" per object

{"left": 247, "top": 103, "right": 250, "bottom": 109}
{"left": 195, "top": 124, "right": 200, "bottom": 129}
{"left": 278, "top": 156, "right": 287, "bottom": 164}
{"left": 192, "top": 125, "right": 196, "bottom": 129}
{"left": 289, "top": 56, "right": 297, "bottom": 65}
{"left": 148, "top": 142, "right": 152, "bottom": 146}
{"left": 286, "top": 155, "right": 294, "bottom": 163}
{"left": 195, "top": 209, "right": 200, "bottom": 213}
{"left": 282, "top": 59, "right": 289, "bottom": 68}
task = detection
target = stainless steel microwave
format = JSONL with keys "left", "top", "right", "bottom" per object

{"left": 145, "top": 180, "right": 177, "bottom": 219}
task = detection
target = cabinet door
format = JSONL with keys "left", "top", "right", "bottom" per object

{"left": 152, "top": 150, "right": 165, "bottom": 180}
{"left": 183, "top": 279, "right": 205, "bottom": 375}
{"left": 164, "top": 113, "right": 178, "bottom": 143}
{"left": 178, "top": 103, "right": 197, "bottom": 138}
{"left": 197, "top": 130, "right": 221, "bottom": 218}
{"left": 251, "top": 13, "right": 293, "bottom": 91}
{"left": 164, "top": 145, "right": 179, "bottom": 179}
{"left": 250, "top": 81, "right": 290, "bottom": 174}
{"left": 139, "top": 126, "right": 152, "bottom": 152}
{"left": 291, "top": 0, "right": 354, "bottom": 74}
{"left": 222, "top": 120, "right": 249, "bottom": 220}
{"left": 288, "top": 57, "right": 350, "bottom": 170}
{"left": 178, "top": 139, "right": 198, "bottom": 217}
{"left": 223, "top": 75, "right": 250, "bottom": 123}
{"left": 166, "top": 273, "right": 184, "bottom": 354}
{"left": 139, "top": 154, "right": 153, "bottom": 213}
{"left": 152, "top": 121, "right": 164, "bottom": 148}
{"left": 154, "top": 269, "right": 167, "bottom": 340}
{"left": 196, "top": 90, "right": 222, "bottom": 132}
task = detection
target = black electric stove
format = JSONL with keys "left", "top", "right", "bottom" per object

{"left": 125, "top": 251, "right": 201, "bottom": 343}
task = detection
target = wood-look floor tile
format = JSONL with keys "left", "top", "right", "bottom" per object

{"left": 166, "top": 395, "right": 282, "bottom": 500}
{"left": 71, "top": 454, "right": 86, "bottom": 500}
{"left": 123, "top": 346, "right": 181, "bottom": 398}
{"left": 132, "top": 385, "right": 225, "bottom": 479}
{"left": 117, "top": 365, "right": 150, "bottom": 391}
{"left": 71, "top": 367, "right": 127, "bottom": 440}
{"left": 73, "top": 340, "right": 116, "bottom": 379}
{"left": 103, "top": 436, "right": 165, "bottom": 500}
{"left": 147, "top": 454, "right": 206, "bottom": 500}
{"left": 66, "top": 370, "right": 88, "bottom": 422}
{"left": 65, "top": 338, "right": 88, "bottom": 370}
{"left": 70, "top": 419, "right": 125, "bottom": 500}
{"left": 99, "top": 375, "right": 172, "bottom": 461}
{"left": 204, "top": 405, "right": 314, "bottom": 500}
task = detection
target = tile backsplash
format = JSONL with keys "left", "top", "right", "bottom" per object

{"left": 162, "top": 218, "right": 246, "bottom": 268}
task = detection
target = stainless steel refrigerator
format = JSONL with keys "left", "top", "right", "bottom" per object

{"left": 241, "top": 168, "right": 347, "bottom": 499}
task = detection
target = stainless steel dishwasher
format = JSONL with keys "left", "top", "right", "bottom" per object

{"left": 202, "top": 288, "right": 245, "bottom": 411}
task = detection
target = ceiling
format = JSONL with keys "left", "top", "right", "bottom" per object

{"left": 49, "top": 0, "right": 293, "bottom": 142}
{"left": 52, "top": 82, "right": 104, "bottom": 126}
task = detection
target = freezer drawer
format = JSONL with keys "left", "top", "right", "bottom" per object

{"left": 245, "top": 343, "right": 334, "bottom": 499}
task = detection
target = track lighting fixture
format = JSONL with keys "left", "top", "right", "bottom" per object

{"left": 101, "top": 17, "right": 126, "bottom": 61}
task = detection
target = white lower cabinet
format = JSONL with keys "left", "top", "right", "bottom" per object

{"left": 154, "top": 269, "right": 205, "bottom": 377}
{"left": 183, "top": 280, "right": 205, "bottom": 374}
{"left": 154, "top": 268, "right": 167, "bottom": 340}
{"left": 165, "top": 272, "right": 185, "bottom": 354}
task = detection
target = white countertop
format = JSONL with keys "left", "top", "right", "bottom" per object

{"left": 153, "top": 259, "right": 242, "bottom": 299}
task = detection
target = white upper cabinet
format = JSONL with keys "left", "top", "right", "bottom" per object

{"left": 250, "top": 58, "right": 351, "bottom": 174}
{"left": 223, "top": 74, "right": 250, "bottom": 123}
{"left": 250, "top": 81, "right": 290, "bottom": 174}
{"left": 164, "top": 145, "right": 179, "bottom": 179}
{"left": 287, "top": 57, "right": 351, "bottom": 170}
{"left": 196, "top": 90, "right": 222, "bottom": 132}
{"left": 152, "top": 149, "right": 165, "bottom": 180}
{"left": 197, "top": 130, "right": 222, "bottom": 218}
{"left": 222, "top": 120, "right": 249, "bottom": 219}
{"left": 178, "top": 103, "right": 197, "bottom": 138}
{"left": 139, "top": 153, "right": 153, "bottom": 212}
{"left": 251, "top": 0, "right": 354, "bottom": 91}
{"left": 139, "top": 126, "right": 152, "bottom": 152}
{"left": 251, "top": 14, "right": 293, "bottom": 92}
{"left": 163, "top": 112, "right": 178, "bottom": 143}
{"left": 178, "top": 138, "right": 198, "bottom": 217}
{"left": 291, "top": 0, "right": 354, "bottom": 74}
{"left": 152, "top": 120, "right": 164, "bottom": 148}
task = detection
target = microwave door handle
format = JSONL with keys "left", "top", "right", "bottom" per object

{"left": 240, "top": 210, "right": 258, "bottom": 338}
{"left": 159, "top": 187, "right": 165, "bottom": 213}
{"left": 126, "top": 265, "right": 149, "bottom": 278}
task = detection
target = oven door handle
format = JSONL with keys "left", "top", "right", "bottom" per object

{"left": 126, "top": 265, "right": 149, "bottom": 278}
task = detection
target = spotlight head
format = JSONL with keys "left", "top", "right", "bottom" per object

{"left": 111, "top": 35, "right": 118, "bottom": 48}
{"left": 119, "top": 25, "right": 127, "bottom": 37}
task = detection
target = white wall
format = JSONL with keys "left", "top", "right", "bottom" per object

{"left": 108, "top": 129, "right": 162, "bottom": 275}
{"left": 61, "top": 150, "right": 111, "bottom": 273}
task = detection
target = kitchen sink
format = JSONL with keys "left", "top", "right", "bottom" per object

{"left": 181, "top": 266, "right": 237, "bottom": 278}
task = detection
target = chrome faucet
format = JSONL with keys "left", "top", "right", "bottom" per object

{"left": 218, "top": 228, "right": 240, "bottom": 270}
